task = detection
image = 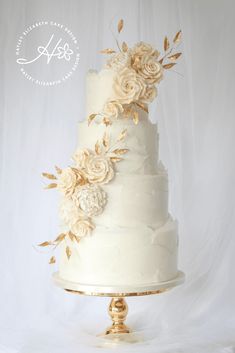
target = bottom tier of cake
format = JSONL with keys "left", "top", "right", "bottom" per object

{"left": 58, "top": 216, "right": 179, "bottom": 286}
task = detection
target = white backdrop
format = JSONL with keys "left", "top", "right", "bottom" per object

{"left": 0, "top": 0, "right": 235, "bottom": 352}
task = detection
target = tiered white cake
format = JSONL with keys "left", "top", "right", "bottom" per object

{"left": 58, "top": 69, "right": 179, "bottom": 286}
{"left": 41, "top": 24, "right": 182, "bottom": 288}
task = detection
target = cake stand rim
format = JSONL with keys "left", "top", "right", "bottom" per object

{"left": 52, "top": 271, "right": 185, "bottom": 297}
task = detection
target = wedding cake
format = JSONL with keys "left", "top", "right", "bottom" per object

{"left": 40, "top": 20, "right": 182, "bottom": 287}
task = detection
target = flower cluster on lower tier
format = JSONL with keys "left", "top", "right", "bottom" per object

{"left": 40, "top": 129, "right": 128, "bottom": 261}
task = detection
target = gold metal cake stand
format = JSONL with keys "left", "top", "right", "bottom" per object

{"left": 53, "top": 271, "right": 185, "bottom": 336}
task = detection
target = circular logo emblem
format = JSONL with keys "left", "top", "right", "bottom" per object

{"left": 16, "top": 21, "right": 80, "bottom": 86}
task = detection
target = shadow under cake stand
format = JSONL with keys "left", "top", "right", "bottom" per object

{"left": 53, "top": 271, "right": 185, "bottom": 336}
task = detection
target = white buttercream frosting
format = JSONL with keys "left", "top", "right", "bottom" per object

{"left": 96, "top": 173, "right": 168, "bottom": 228}
{"left": 86, "top": 69, "right": 116, "bottom": 116}
{"left": 59, "top": 217, "right": 178, "bottom": 285}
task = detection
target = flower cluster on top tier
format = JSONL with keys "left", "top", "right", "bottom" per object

{"left": 90, "top": 43, "right": 162, "bottom": 125}
{"left": 88, "top": 20, "right": 182, "bottom": 126}
{"left": 106, "top": 43, "right": 162, "bottom": 105}
{"left": 40, "top": 129, "right": 128, "bottom": 262}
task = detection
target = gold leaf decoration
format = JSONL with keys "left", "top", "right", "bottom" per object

{"left": 71, "top": 167, "right": 79, "bottom": 174}
{"left": 42, "top": 172, "right": 57, "bottom": 180}
{"left": 103, "top": 117, "right": 112, "bottom": 126}
{"left": 74, "top": 235, "right": 80, "bottom": 243}
{"left": 68, "top": 231, "right": 75, "bottom": 242}
{"left": 66, "top": 246, "right": 72, "bottom": 260}
{"left": 38, "top": 241, "right": 51, "bottom": 247}
{"left": 164, "top": 36, "right": 170, "bottom": 51}
{"left": 122, "top": 111, "right": 130, "bottom": 118}
{"left": 44, "top": 183, "right": 57, "bottom": 189}
{"left": 135, "top": 102, "right": 148, "bottom": 113}
{"left": 110, "top": 156, "right": 123, "bottom": 163}
{"left": 49, "top": 256, "right": 56, "bottom": 264}
{"left": 88, "top": 114, "right": 96, "bottom": 126}
{"left": 103, "top": 131, "right": 109, "bottom": 148}
{"left": 122, "top": 41, "right": 128, "bottom": 52}
{"left": 159, "top": 58, "right": 164, "bottom": 64}
{"left": 118, "top": 19, "right": 124, "bottom": 33}
{"left": 173, "top": 30, "right": 182, "bottom": 44}
{"left": 100, "top": 48, "right": 116, "bottom": 54}
{"left": 168, "top": 52, "right": 182, "bottom": 61}
{"left": 54, "top": 233, "right": 66, "bottom": 243}
{"left": 117, "top": 129, "right": 127, "bottom": 142}
{"left": 133, "top": 111, "right": 139, "bottom": 125}
{"left": 112, "top": 148, "right": 129, "bottom": 155}
{"left": 95, "top": 140, "right": 102, "bottom": 154}
{"left": 55, "top": 165, "right": 62, "bottom": 174}
{"left": 163, "top": 63, "right": 177, "bottom": 69}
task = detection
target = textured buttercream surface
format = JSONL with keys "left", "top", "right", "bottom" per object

{"left": 59, "top": 217, "right": 178, "bottom": 286}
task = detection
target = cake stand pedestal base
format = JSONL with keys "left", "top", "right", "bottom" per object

{"left": 53, "top": 271, "right": 185, "bottom": 337}
{"left": 105, "top": 297, "right": 130, "bottom": 335}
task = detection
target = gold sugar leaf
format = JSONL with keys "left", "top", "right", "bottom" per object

{"left": 123, "top": 106, "right": 132, "bottom": 118}
{"left": 89, "top": 222, "right": 95, "bottom": 231}
{"left": 68, "top": 231, "right": 75, "bottom": 242}
{"left": 122, "top": 41, "right": 128, "bottom": 52}
{"left": 163, "top": 63, "right": 177, "bottom": 69}
{"left": 54, "top": 233, "right": 66, "bottom": 243}
{"left": 118, "top": 19, "right": 124, "bottom": 33}
{"left": 49, "top": 256, "right": 56, "bottom": 264}
{"left": 132, "top": 56, "right": 140, "bottom": 70}
{"left": 70, "top": 167, "right": 77, "bottom": 172}
{"left": 100, "top": 48, "right": 116, "bottom": 54}
{"left": 173, "top": 30, "right": 182, "bottom": 44}
{"left": 164, "top": 36, "right": 170, "bottom": 51}
{"left": 113, "top": 148, "right": 129, "bottom": 155}
{"left": 168, "top": 52, "right": 182, "bottom": 61}
{"left": 44, "top": 183, "right": 57, "bottom": 189}
{"left": 95, "top": 140, "right": 102, "bottom": 154}
{"left": 38, "top": 241, "right": 52, "bottom": 247}
{"left": 103, "top": 117, "right": 112, "bottom": 126}
{"left": 135, "top": 102, "right": 148, "bottom": 113}
{"left": 42, "top": 172, "right": 57, "bottom": 180}
{"left": 103, "top": 131, "right": 109, "bottom": 148}
{"left": 133, "top": 111, "right": 139, "bottom": 125}
{"left": 74, "top": 235, "right": 80, "bottom": 243}
{"left": 66, "top": 246, "right": 72, "bottom": 260}
{"left": 110, "top": 156, "right": 123, "bottom": 163}
{"left": 55, "top": 165, "right": 62, "bottom": 174}
{"left": 117, "top": 129, "right": 127, "bottom": 142}
{"left": 159, "top": 58, "right": 164, "bottom": 64}
{"left": 88, "top": 114, "right": 96, "bottom": 126}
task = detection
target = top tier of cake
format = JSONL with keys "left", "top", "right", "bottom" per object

{"left": 86, "top": 69, "right": 116, "bottom": 116}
